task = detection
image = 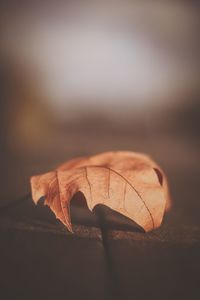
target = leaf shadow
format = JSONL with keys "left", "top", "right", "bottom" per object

{"left": 94, "top": 204, "right": 144, "bottom": 233}
{"left": 36, "top": 192, "right": 144, "bottom": 233}
{"left": 70, "top": 192, "right": 99, "bottom": 228}
{"left": 71, "top": 192, "right": 144, "bottom": 233}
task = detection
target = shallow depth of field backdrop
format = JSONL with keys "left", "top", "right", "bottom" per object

{"left": 1, "top": 0, "right": 199, "bottom": 204}
{"left": 0, "top": 1, "right": 199, "bottom": 299}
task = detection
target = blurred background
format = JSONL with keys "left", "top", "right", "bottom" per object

{"left": 0, "top": 0, "right": 199, "bottom": 226}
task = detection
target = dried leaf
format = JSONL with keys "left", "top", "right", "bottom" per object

{"left": 31, "top": 151, "right": 171, "bottom": 232}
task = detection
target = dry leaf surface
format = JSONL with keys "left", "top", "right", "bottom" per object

{"left": 31, "top": 151, "right": 171, "bottom": 232}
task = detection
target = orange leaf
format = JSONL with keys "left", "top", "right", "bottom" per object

{"left": 30, "top": 151, "right": 171, "bottom": 232}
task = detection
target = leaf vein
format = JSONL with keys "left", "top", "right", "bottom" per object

{"left": 87, "top": 166, "right": 154, "bottom": 229}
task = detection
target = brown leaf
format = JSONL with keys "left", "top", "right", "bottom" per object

{"left": 30, "top": 151, "right": 171, "bottom": 232}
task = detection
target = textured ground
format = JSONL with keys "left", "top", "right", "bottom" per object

{"left": 0, "top": 129, "right": 200, "bottom": 300}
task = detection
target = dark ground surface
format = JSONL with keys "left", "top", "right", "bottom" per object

{"left": 0, "top": 125, "right": 200, "bottom": 300}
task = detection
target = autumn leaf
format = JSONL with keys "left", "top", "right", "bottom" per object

{"left": 30, "top": 151, "right": 171, "bottom": 232}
